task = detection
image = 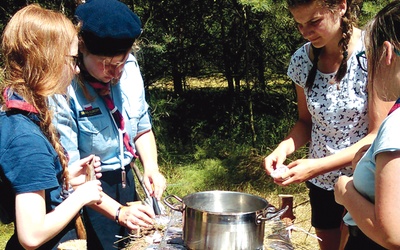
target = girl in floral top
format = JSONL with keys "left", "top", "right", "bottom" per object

{"left": 263, "top": 0, "right": 393, "bottom": 249}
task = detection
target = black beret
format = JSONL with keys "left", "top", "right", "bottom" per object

{"left": 75, "top": 0, "right": 142, "bottom": 56}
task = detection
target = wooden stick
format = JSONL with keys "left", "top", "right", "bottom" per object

{"left": 278, "top": 194, "right": 296, "bottom": 224}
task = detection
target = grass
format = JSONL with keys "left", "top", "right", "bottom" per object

{"left": 143, "top": 77, "right": 320, "bottom": 249}
{"left": 0, "top": 223, "right": 13, "bottom": 249}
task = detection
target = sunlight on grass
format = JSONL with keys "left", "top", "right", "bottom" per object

{"left": 0, "top": 222, "right": 13, "bottom": 248}
{"left": 164, "top": 158, "right": 227, "bottom": 197}
{"left": 150, "top": 75, "right": 228, "bottom": 90}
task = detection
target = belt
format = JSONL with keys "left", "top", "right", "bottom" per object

{"left": 348, "top": 225, "right": 363, "bottom": 237}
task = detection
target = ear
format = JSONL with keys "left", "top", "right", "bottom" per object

{"left": 339, "top": 0, "right": 347, "bottom": 16}
{"left": 383, "top": 41, "right": 394, "bottom": 65}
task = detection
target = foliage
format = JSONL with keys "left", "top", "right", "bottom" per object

{"left": 0, "top": 223, "right": 13, "bottom": 249}
{"left": 358, "top": 0, "right": 393, "bottom": 27}
{"left": 0, "top": 0, "right": 393, "bottom": 91}
{"left": 148, "top": 77, "right": 306, "bottom": 198}
{"left": 132, "top": 0, "right": 303, "bottom": 93}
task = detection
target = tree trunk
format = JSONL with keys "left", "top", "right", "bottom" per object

{"left": 172, "top": 63, "right": 183, "bottom": 94}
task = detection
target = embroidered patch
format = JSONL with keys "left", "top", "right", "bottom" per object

{"left": 79, "top": 107, "right": 102, "bottom": 117}
{"left": 83, "top": 104, "right": 93, "bottom": 110}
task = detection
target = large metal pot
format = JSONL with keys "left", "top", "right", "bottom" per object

{"left": 164, "top": 190, "right": 287, "bottom": 250}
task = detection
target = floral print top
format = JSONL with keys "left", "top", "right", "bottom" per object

{"left": 287, "top": 36, "right": 368, "bottom": 190}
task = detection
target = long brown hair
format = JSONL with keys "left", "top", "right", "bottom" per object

{"left": 287, "top": 0, "right": 362, "bottom": 89}
{"left": 1, "top": 4, "right": 78, "bottom": 186}
{"left": 365, "top": 0, "right": 400, "bottom": 89}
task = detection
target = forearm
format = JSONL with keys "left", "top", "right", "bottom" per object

{"left": 89, "top": 192, "right": 155, "bottom": 230}
{"left": 16, "top": 192, "right": 85, "bottom": 249}
{"left": 89, "top": 192, "right": 121, "bottom": 221}
{"left": 134, "top": 130, "right": 166, "bottom": 200}
{"left": 316, "top": 133, "right": 377, "bottom": 173}
{"left": 340, "top": 184, "right": 380, "bottom": 244}
{"left": 277, "top": 120, "right": 311, "bottom": 156}
{"left": 337, "top": 154, "right": 400, "bottom": 249}
{"left": 43, "top": 191, "right": 86, "bottom": 232}
{"left": 135, "top": 130, "right": 159, "bottom": 172}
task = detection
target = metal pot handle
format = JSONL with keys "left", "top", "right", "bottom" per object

{"left": 256, "top": 205, "right": 289, "bottom": 225}
{"left": 163, "top": 194, "right": 184, "bottom": 212}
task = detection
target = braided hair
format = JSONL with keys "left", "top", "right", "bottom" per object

{"left": 287, "top": 0, "right": 362, "bottom": 89}
{"left": 0, "top": 4, "right": 78, "bottom": 189}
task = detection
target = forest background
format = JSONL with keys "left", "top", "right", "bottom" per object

{"left": 0, "top": 0, "right": 391, "bottom": 249}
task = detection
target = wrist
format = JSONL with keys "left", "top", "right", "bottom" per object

{"left": 115, "top": 205, "right": 125, "bottom": 225}
{"left": 144, "top": 167, "right": 161, "bottom": 176}
{"left": 277, "top": 141, "right": 293, "bottom": 156}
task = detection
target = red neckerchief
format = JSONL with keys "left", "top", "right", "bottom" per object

{"left": 3, "top": 87, "right": 38, "bottom": 113}
{"left": 88, "top": 81, "right": 137, "bottom": 158}
{"left": 388, "top": 98, "right": 400, "bottom": 116}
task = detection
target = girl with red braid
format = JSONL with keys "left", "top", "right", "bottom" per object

{"left": 0, "top": 4, "right": 102, "bottom": 249}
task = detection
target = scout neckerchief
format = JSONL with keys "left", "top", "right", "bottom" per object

{"left": 388, "top": 98, "right": 400, "bottom": 116}
{"left": 3, "top": 87, "right": 40, "bottom": 123}
{"left": 3, "top": 87, "right": 73, "bottom": 195}
{"left": 88, "top": 81, "right": 137, "bottom": 188}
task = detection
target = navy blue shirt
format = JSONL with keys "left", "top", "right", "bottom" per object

{"left": 0, "top": 110, "right": 70, "bottom": 249}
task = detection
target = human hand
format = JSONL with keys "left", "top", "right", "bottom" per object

{"left": 263, "top": 150, "right": 287, "bottom": 176}
{"left": 352, "top": 144, "right": 371, "bottom": 170}
{"left": 143, "top": 170, "right": 166, "bottom": 201}
{"left": 73, "top": 180, "right": 103, "bottom": 206}
{"left": 270, "top": 164, "right": 289, "bottom": 179}
{"left": 274, "top": 158, "right": 318, "bottom": 186}
{"left": 334, "top": 175, "right": 353, "bottom": 205}
{"left": 69, "top": 155, "right": 102, "bottom": 189}
{"left": 119, "top": 201, "right": 155, "bottom": 230}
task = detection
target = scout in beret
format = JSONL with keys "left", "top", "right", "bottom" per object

{"left": 50, "top": 0, "right": 167, "bottom": 248}
{"left": 76, "top": 0, "right": 142, "bottom": 56}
